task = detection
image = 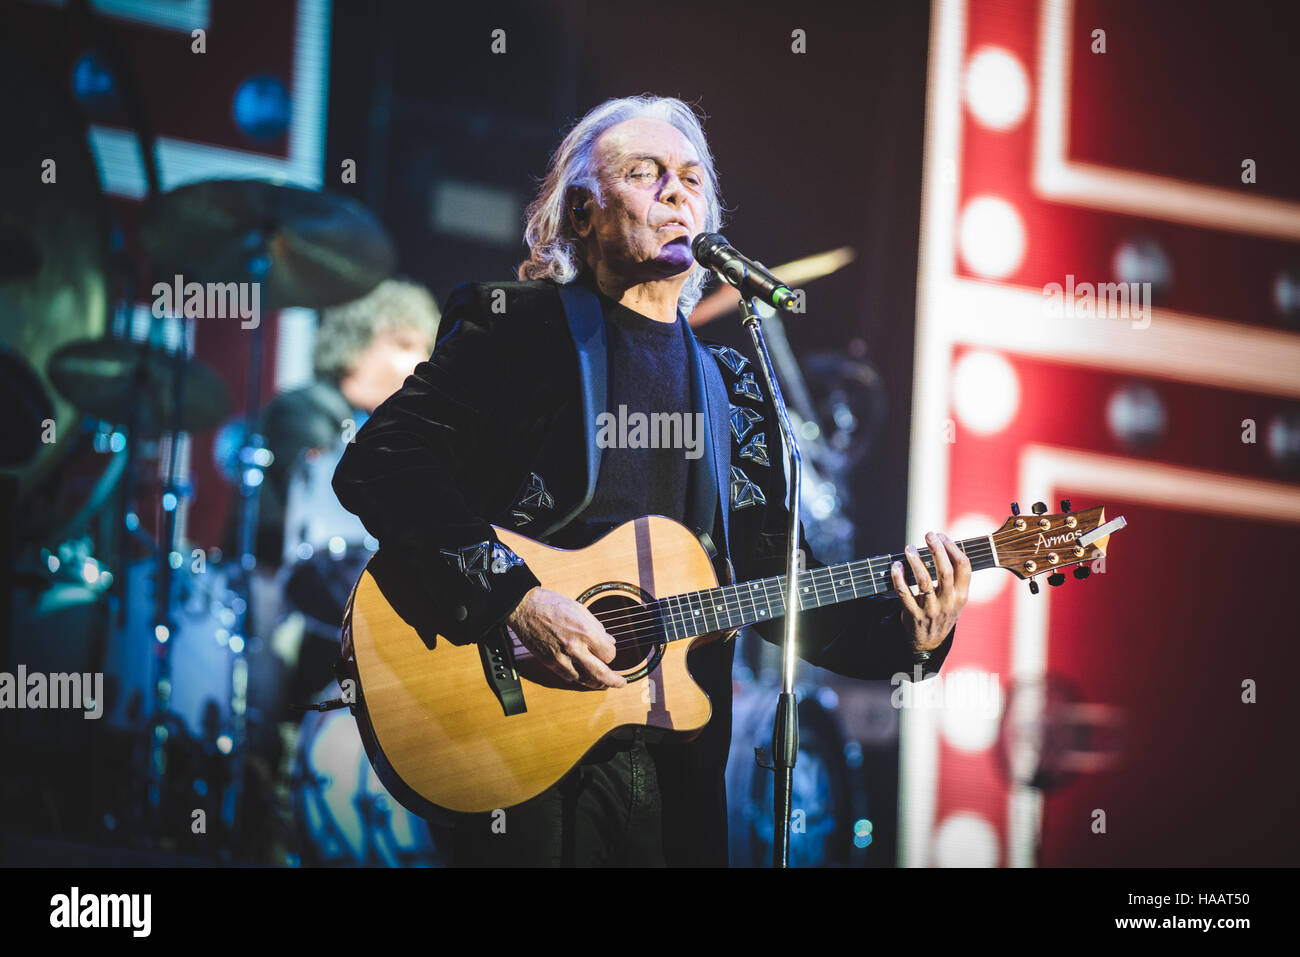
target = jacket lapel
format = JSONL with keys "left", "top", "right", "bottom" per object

{"left": 547, "top": 282, "right": 607, "bottom": 537}
{"left": 551, "top": 280, "right": 732, "bottom": 561}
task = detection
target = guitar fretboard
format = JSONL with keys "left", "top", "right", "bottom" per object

{"left": 633, "top": 537, "right": 997, "bottom": 642}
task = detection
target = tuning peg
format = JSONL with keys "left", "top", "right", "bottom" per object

{"left": 1060, "top": 498, "right": 1071, "bottom": 513}
{"left": 1028, "top": 579, "right": 1040, "bottom": 595}
{"left": 1048, "top": 571, "right": 1065, "bottom": 587}
{"left": 1073, "top": 564, "right": 1092, "bottom": 580}
{"left": 1010, "top": 501, "right": 1020, "bottom": 516}
{"left": 1031, "top": 501, "right": 1047, "bottom": 515}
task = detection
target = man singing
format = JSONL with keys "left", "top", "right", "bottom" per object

{"left": 333, "top": 95, "right": 969, "bottom": 866}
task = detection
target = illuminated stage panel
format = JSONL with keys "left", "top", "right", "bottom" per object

{"left": 954, "top": 0, "right": 1300, "bottom": 327}
{"left": 1069, "top": 0, "right": 1300, "bottom": 205}
{"left": 913, "top": 0, "right": 1297, "bottom": 865}
{"left": 947, "top": 346, "right": 1300, "bottom": 483}
{"left": 1036, "top": 498, "right": 1299, "bottom": 866}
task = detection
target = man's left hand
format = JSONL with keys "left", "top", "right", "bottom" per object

{"left": 891, "top": 531, "right": 971, "bottom": 654}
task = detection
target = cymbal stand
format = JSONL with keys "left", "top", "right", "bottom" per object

{"left": 225, "top": 234, "right": 274, "bottom": 850}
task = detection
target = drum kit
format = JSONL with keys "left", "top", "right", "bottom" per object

{"left": 1, "top": 155, "right": 440, "bottom": 860}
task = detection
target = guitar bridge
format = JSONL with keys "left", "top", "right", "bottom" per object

{"left": 479, "top": 628, "right": 527, "bottom": 716}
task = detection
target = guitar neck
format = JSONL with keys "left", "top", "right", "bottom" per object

{"left": 647, "top": 536, "right": 997, "bottom": 642}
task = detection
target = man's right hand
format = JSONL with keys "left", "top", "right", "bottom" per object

{"left": 504, "top": 586, "right": 627, "bottom": 689}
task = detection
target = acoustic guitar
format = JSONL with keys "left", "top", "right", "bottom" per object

{"left": 342, "top": 503, "right": 1125, "bottom": 815}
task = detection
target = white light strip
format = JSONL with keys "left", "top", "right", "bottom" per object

{"left": 901, "top": 0, "right": 968, "bottom": 870}
{"left": 935, "top": 276, "right": 1300, "bottom": 400}
{"left": 1010, "top": 444, "right": 1300, "bottom": 865}
{"left": 1035, "top": 0, "right": 1300, "bottom": 241}
{"left": 34, "top": 0, "right": 210, "bottom": 33}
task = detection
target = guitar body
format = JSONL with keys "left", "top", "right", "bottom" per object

{"left": 346, "top": 515, "right": 726, "bottom": 816}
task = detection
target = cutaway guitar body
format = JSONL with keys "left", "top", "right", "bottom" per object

{"left": 345, "top": 503, "right": 1123, "bottom": 817}
{"left": 347, "top": 516, "right": 724, "bottom": 815}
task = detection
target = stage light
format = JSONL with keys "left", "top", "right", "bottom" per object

{"left": 217, "top": 735, "right": 234, "bottom": 755}
{"left": 852, "top": 820, "right": 874, "bottom": 849}
{"left": 964, "top": 47, "right": 1030, "bottom": 131}
{"left": 71, "top": 51, "right": 119, "bottom": 116}
{"left": 229, "top": 635, "right": 245, "bottom": 654}
{"left": 1106, "top": 382, "right": 1166, "bottom": 450}
{"left": 933, "top": 812, "right": 999, "bottom": 867}
{"left": 939, "top": 668, "right": 1005, "bottom": 752}
{"left": 952, "top": 350, "right": 1020, "bottom": 435}
{"left": 959, "top": 196, "right": 1025, "bottom": 278}
{"left": 155, "top": 625, "right": 170, "bottom": 644}
{"left": 80, "top": 559, "right": 100, "bottom": 585}
{"left": 1267, "top": 410, "right": 1300, "bottom": 470}
{"left": 1274, "top": 267, "right": 1300, "bottom": 325}
{"left": 1112, "top": 237, "right": 1173, "bottom": 302}
{"left": 232, "top": 75, "right": 291, "bottom": 143}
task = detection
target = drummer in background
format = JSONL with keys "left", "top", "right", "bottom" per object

{"left": 253, "top": 278, "right": 441, "bottom": 566}
{"left": 235, "top": 278, "right": 439, "bottom": 862}
{"left": 235, "top": 278, "right": 439, "bottom": 738}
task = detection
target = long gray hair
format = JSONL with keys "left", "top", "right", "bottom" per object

{"left": 518, "top": 95, "right": 724, "bottom": 316}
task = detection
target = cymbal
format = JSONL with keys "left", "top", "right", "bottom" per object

{"left": 47, "top": 338, "right": 231, "bottom": 436}
{"left": 0, "top": 35, "right": 109, "bottom": 493}
{"left": 688, "top": 246, "right": 857, "bottom": 327}
{"left": 141, "top": 180, "right": 396, "bottom": 310}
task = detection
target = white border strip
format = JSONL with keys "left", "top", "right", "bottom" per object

{"left": 86, "top": 0, "right": 330, "bottom": 199}
{"left": 901, "top": 0, "right": 968, "bottom": 870}
{"left": 934, "top": 277, "right": 1300, "bottom": 399}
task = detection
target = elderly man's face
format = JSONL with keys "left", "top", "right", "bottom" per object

{"left": 580, "top": 117, "right": 706, "bottom": 283}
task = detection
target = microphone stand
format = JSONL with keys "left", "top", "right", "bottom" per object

{"left": 737, "top": 295, "right": 802, "bottom": 868}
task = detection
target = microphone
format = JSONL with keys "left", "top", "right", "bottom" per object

{"left": 691, "top": 232, "right": 797, "bottom": 311}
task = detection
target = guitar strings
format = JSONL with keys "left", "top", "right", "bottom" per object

{"left": 586, "top": 540, "right": 995, "bottom": 636}
{"left": 584, "top": 539, "right": 1091, "bottom": 651}
{"left": 514, "top": 528, "right": 1090, "bottom": 657}
{"left": 584, "top": 551, "right": 1004, "bottom": 651}
{"left": 589, "top": 547, "right": 994, "bottom": 637}
{"left": 586, "top": 525, "right": 1090, "bottom": 637}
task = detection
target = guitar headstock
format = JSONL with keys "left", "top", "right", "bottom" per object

{"left": 990, "top": 500, "right": 1126, "bottom": 592}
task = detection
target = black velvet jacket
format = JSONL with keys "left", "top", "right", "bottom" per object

{"left": 332, "top": 276, "right": 955, "bottom": 864}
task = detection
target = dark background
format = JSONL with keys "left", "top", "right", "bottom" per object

{"left": 327, "top": 0, "right": 932, "bottom": 556}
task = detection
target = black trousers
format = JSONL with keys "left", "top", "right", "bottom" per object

{"left": 445, "top": 728, "right": 668, "bottom": 866}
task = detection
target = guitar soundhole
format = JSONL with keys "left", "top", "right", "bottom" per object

{"left": 587, "top": 592, "right": 660, "bottom": 675}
